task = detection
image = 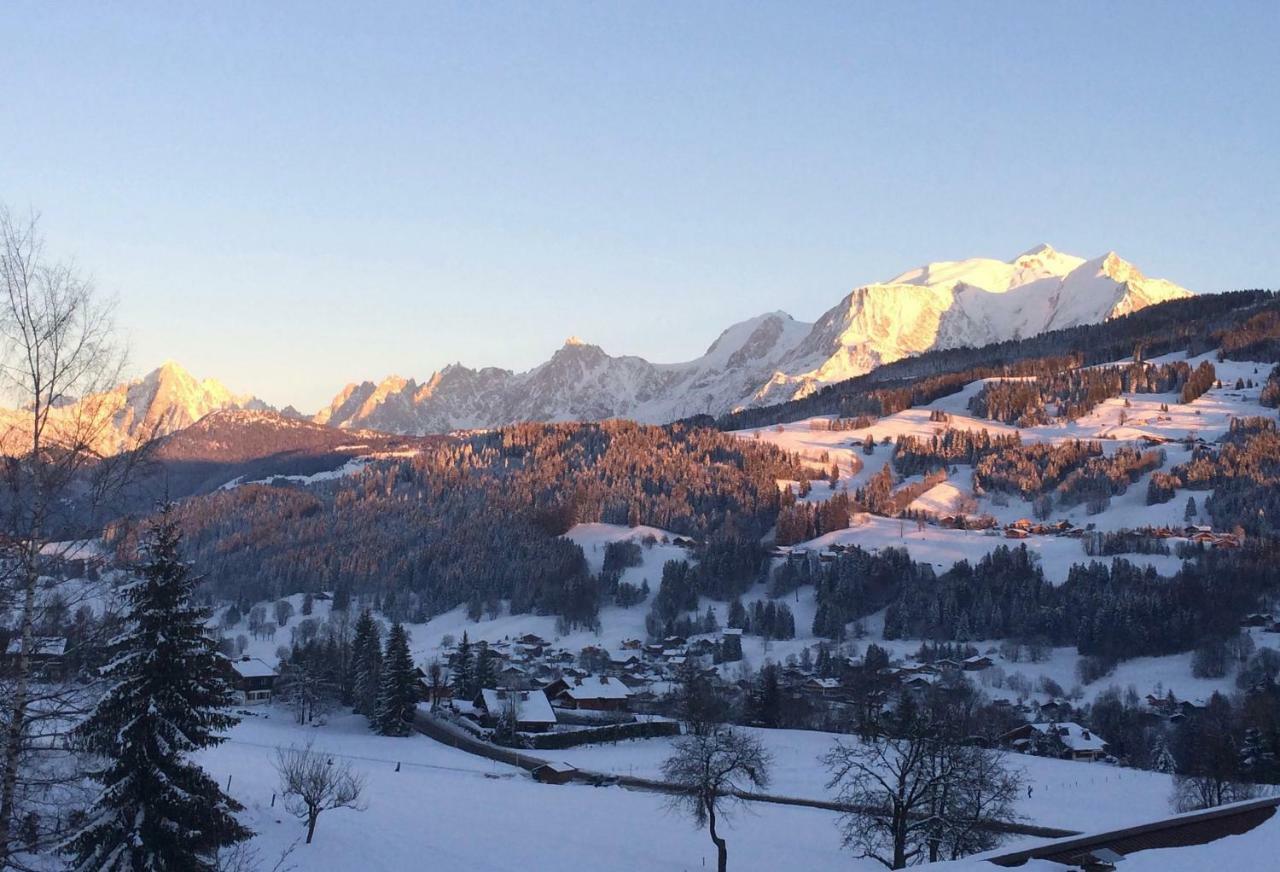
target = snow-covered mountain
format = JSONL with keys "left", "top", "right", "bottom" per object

{"left": 0, "top": 361, "right": 268, "bottom": 455}
{"left": 316, "top": 245, "right": 1191, "bottom": 433}
{"left": 314, "top": 311, "right": 813, "bottom": 433}
{"left": 748, "top": 245, "right": 1191, "bottom": 405}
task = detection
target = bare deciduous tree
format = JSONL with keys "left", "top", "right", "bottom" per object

{"left": 661, "top": 727, "right": 771, "bottom": 872}
{"left": 274, "top": 742, "right": 367, "bottom": 845}
{"left": 0, "top": 205, "right": 154, "bottom": 865}
{"left": 823, "top": 721, "right": 1022, "bottom": 869}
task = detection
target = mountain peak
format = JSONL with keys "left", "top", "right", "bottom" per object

{"left": 563, "top": 336, "right": 588, "bottom": 347}
{"left": 1015, "top": 243, "right": 1058, "bottom": 260}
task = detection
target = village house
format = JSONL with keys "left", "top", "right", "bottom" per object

{"left": 801, "top": 677, "right": 842, "bottom": 698}
{"left": 229, "top": 656, "right": 278, "bottom": 705}
{"left": 4, "top": 636, "right": 67, "bottom": 680}
{"left": 542, "top": 675, "right": 632, "bottom": 712}
{"left": 1001, "top": 722, "right": 1109, "bottom": 762}
{"left": 530, "top": 761, "right": 578, "bottom": 785}
{"left": 474, "top": 688, "right": 557, "bottom": 732}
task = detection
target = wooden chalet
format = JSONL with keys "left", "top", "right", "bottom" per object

{"left": 229, "top": 656, "right": 278, "bottom": 705}
{"left": 531, "top": 762, "right": 578, "bottom": 785}
{"left": 4, "top": 636, "right": 67, "bottom": 680}
{"left": 542, "top": 675, "right": 632, "bottom": 712}
{"left": 474, "top": 688, "right": 557, "bottom": 732}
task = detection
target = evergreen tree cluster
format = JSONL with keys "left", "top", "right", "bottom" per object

{"left": 145, "top": 420, "right": 803, "bottom": 629}
{"left": 969, "top": 360, "right": 1216, "bottom": 425}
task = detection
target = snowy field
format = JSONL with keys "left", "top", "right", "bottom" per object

{"left": 201, "top": 712, "right": 875, "bottom": 872}
{"left": 546, "top": 725, "right": 1175, "bottom": 833}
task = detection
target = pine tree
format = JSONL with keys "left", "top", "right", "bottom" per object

{"left": 451, "top": 631, "right": 474, "bottom": 699}
{"left": 1151, "top": 732, "right": 1177, "bottom": 774}
{"left": 66, "top": 506, "right": 250, "bottom": 871}
{"left": 375, "top": 623, "right": 417, "bottom": 736}
{"left": 474, "top": 641, "right": 497, "bottom": 690}
{"left": 350, "top": 609, "right": 383, "bottom": 722}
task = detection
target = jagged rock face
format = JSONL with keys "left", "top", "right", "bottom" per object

{"left": 312, "top": 245, "right": 1191, "bottom": 433}
{"left": 0, "top": 361, "right": 267, "bottom": 456}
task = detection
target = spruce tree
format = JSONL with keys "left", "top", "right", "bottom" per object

{"left": 350, "top": 609, "right": 382, "bottom": 721}
{"left": 473, "top": 641, "right": 496, "bottom": 690}
{"left": 375, "top": 623, "right": 417, "bottom": 736}
{"left": 66, "top": 506, "right": 250, "bottom": 871}
{"left": 451, "top": 631, "right": 474, "bottom": 699}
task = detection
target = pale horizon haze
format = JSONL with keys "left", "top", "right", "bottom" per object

{"left": 1, "top": 2, "right": 1276, "bottom": 411}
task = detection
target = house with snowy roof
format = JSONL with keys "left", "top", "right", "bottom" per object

{"left": 474, "top": 688, "right": 557, "bottom": 732}
{"left": 228, "top": 656, "right": 278, "bottom": 704}
{"left": 542, "top": 675, "right": 632, "bottom": 712}
{"left": 1001, "top": 721, "right": 1109, "bottom": 762}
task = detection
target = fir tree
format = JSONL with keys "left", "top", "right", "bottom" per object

{"left": 66, "top": 506, "right": 250, "bottom": 871}
{"left": 451, "top": 631, "right": 474, "bottom": 698}
{"left": 1151, "top": 733, "right": 1178, "bottom": 774}
{"left": 473, "top": 641, "right": 496, "bottom": 691}
{"left": 375, "top": 623, "right": 417, "bottom": 736}
{"left": 350, "top": 609, "right": 383, "bottom": 722}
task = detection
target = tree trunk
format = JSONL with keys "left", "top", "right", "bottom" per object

{"left": 307, "top": 811, "right": 319, "bottom": 844}
{"left": 707, "top": 801, "right": 728, "bottom": 872}
{"left": 0, "top": 549, "right": 41, "bottom": 863}
{"left": 892, "top": 805, "right": 908, "bottom": 869}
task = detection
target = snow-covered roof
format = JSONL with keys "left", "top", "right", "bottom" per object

{"left": 231, "top": 657, "right": 278, "bottom": 679}
{"left": 534, "top": 761, "right": 577, "bottom": 774}
{"left": 5, "top": 636, "right": 66, "bottom": 657}
{"left": 559, "top": 676, "right": 631, "bottom": 701}
{"left": 1031, "top": 722, "right": 1107, "bottom": 753}
{"left": 480, "top": 688, "right": 557, "bottom": 725}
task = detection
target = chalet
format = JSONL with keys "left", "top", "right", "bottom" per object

{"left": 543, "top": 675, "right": 631, "bottom": 711}
{"left": 496, "top": 664, "right": 530, "bottom": 687}
{"left": 609, "top": 654, "right": 642, "bottom": 670}
{"left": 516, "top": 634, "right": 548, "bottom": 647}
{"left": 474, "top": 688, "right": 557, "bottom": 732}
{"left": 4, "top": 636, "right": 67, "bottom": 679}
{"left": 229, "top": 656, "right": 278, "bottom": 705}
{"left": 962, "top": 655, "right": 994, "bottom": 672}
{"left": 1001, "top": 722, "right": 1108, "bottom": 762}
{"left": 1004, "top": 527, "right": 1030, "bottom": 540}
{"left": 802, "top": 677, "right": 842, "bottom": 698}
{"left": 531, "top": 762, "right": 578, "bottom": 785}
{"left": 1037, "top": 698, "right": 1071, "bottom": 720}
{"left": 902, "top": 675, "right": 935, "bottom": 693}
{"left": 1242, "top": 613, "right": 1274, "bottom": 628}
{"left": 620, "top": 638, "right": 644, "bottom": 651}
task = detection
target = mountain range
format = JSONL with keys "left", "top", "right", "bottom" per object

{"left": 0, "top": 245, "right": 1192, "bottom": 451}
{"left": 314, "top": 244, "right": 1191, "bottom": 432}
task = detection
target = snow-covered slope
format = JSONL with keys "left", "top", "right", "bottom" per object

{"left": 316, "top": 246, "right": 1191, "bottom": 433}
{"left": 0, "top": 360, "right": 269, "bottom": 455}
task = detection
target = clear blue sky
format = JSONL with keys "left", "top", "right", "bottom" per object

{"left": 1, "top": 2, "right": 1276, "bottom": 411}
